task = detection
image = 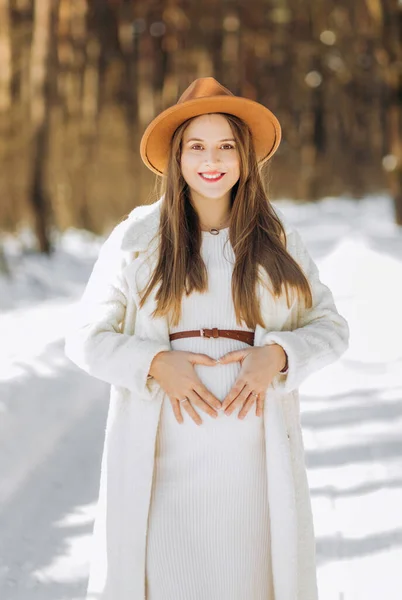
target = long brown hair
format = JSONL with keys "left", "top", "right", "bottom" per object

{"left": 138, "top": 113, "right": 312, "bottom": 328}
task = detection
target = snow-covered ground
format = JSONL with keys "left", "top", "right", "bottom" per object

{"left": 0, "top": 194, "right": 401, "bottom": 599}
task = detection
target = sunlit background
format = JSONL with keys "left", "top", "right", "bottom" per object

{"left": 0, "top": 1, "right": 402, "bottom": 599}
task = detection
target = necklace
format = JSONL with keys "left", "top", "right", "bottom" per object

{"left": 200, "top": 219, "right": 230, "bottom": 235}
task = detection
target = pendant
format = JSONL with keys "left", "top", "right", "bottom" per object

{"left": 210, "top": 228, "right": 220, "bottom": 235}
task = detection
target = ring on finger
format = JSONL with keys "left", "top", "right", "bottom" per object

{"left": 250, "top": 391, "right": 259, "bottom": 398}
{"left": 180, "top": 397, "right": 188, "bottom": 404}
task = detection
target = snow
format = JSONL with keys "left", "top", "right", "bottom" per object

{"left": 1, "top": 194, "right": 401, "bottom": 599}
{"left": 0, "top": 228, "right": 103, "bottom": 312}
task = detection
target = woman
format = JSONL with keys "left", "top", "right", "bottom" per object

{"left": 65, "top": 77, "right": 349, "bottom": 600}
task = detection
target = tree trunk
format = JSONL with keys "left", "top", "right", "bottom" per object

{"left": 0, "top": 245, "right": 9, "bottom": 276}
{"left": 0, "top": 0, "right": 14, "bottom": 229}
{"left": 28, "top": 0, "right": 54, "bottom": 253}
{"left": 381, "top": 0, "right": 402, "bottom": 224}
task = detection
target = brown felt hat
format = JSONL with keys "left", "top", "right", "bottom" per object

{"left": 140, "top": 77, "right": 282, "bottom": 175}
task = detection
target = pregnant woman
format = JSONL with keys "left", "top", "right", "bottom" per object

{"left": 65, "top": 77, "right": 349, "bottom": 600}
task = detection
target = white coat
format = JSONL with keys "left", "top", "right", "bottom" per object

{"left": 65, "top": 197, "right": 349, "bottom": 600}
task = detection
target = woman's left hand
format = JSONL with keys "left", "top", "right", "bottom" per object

{"left": 218, "top": 344, "right": 287, "bottom": 419}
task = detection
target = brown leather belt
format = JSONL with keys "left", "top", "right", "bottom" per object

{"left": 169, "top": 328, "right": 255, "bottom": 346}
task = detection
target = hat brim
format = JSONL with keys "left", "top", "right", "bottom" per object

{"left": 140, "top": 96, "right": 282, "bottom": 175}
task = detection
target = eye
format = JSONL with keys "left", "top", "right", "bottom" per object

{"left": 190, "top": 144, "right": 203, "bottom": 150}
{"left": 221, "top": 144, "right": 235, "bottom": 150}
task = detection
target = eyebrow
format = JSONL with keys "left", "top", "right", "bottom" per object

{"left": 184, "top": 138, "right": 236, "bottom": 143}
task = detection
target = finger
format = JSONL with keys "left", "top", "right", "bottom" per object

{"left": 190, "top": 352, "right": 219, "bottom": 366}
{"left": 238, "top": 394, "right": 258, "bottom": 420}
{"left": 224, "top": 395, "right": 246, "bottom": 416}
{"left": 256, "top": 393, "right": 265, "bottom": 417}
{"left": 187, "top": 389, "right": 219, "bottom": 419}
{"left": 224, "top": 385, "right": 251, "bottom": 416}
{"left": 193, "top": 383, "right": 222, "bottom": 411}
{"left": 218, "top": 350, "right": 246, "bottom": 364}
{"left": 180, "top": 399, "right": 203, "bottom": 426}
{"left": 169, "top": 397, "right": 184, "bottom": 424}
{"left": 221, "top": 380, "right": 247, "bottom": 411}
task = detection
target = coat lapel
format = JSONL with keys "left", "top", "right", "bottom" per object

{"left": 255, "top": 327, "right": 298, "bottom": 599}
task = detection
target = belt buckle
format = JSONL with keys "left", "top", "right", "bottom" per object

{"left": 200, "top": 327, "right": 219, "bottom": 339}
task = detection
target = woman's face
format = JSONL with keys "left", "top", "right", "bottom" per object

{"left": 180, "top": 113, "right": 240, "bottom": 202}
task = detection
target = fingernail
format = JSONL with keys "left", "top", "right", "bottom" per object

{"left": 216, "top": 358, "right": 221, "bottom": 363}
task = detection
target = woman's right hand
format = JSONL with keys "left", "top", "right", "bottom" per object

{"left": 149, "top": 350, "right": 222, "bottom": 425}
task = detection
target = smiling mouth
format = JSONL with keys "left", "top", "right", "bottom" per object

{"left": 198, "top": 173, "right": 226, "bottom": 182}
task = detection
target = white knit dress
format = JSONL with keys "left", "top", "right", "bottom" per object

{"left": 145, "top": 227, "right": 274, "bottom": 600}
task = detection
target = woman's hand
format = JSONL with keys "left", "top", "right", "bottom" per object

{"left": 218, "top": 344, "right": 287, "bottom": 419}
{"left": 149, "top": 350, "right": 222, "bottom": 425}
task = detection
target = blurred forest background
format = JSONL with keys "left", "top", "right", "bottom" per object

{"left": 0, "top": 0, "right": 401, "bottom": 254}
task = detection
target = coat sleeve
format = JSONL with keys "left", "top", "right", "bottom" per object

{"left": 261, "top": 227, "right": 350, "bottom": 393}
{"left": 64, "top": 219, "right": 171, "bottom": 398}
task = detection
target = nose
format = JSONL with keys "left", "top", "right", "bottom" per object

{"left": 204, "top": 147, "right": 221, "bottom": 167}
